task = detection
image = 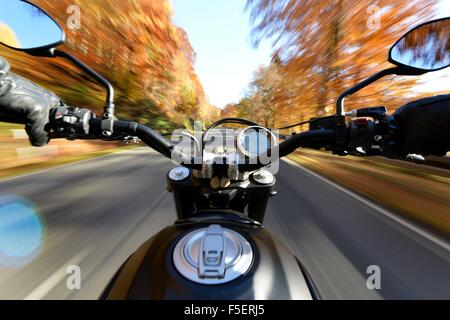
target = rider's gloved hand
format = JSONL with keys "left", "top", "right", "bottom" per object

{"left": 393, "top": 94, "right": 450, "bottom": 157}
{"left": 0, "top": 56, "right": 61, "bottom": 146}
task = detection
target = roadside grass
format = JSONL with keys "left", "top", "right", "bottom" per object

{"left": 0, "top": 145, "right": 138, "bottom": 180}
{"left": 0, "top": 122, "right": 22, "bottom": 134}
{"left": 289, "top": 149, "right": 450, "bottom": 238}
{"left": 0, "top": 123, "right": 138, "bottom": 180}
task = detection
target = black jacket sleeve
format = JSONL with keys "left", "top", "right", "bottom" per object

{"left": 0, "top": 56, "right": 61, "bottom": 146}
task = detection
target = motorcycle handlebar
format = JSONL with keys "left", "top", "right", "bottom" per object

{"left": 278, "top": 129, "right": 336, "bottom": 157}
{"left": 112, "top": 120, "right": 173, "bottom": 158}
{"left": 52, "top": 109, "right": 338, "bottom": 171}
{"left": 48, "top": 102, "right": 448, "bottom": 166}
{"left": 108, "top": 119, "right": 336, "bottom": 169}
{"left": 109, "top": 119, "right": 203, "bottom": 169}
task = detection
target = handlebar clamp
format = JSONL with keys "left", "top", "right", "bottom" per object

{"left": 50, "top": 106, "right": 96, "bottom": 140}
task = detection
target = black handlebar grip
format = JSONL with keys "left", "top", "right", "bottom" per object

{"left": 135, "top": 124, "right": 174, "bottom": 158}
{"left": 111, "top": 120, "right": 173, "bottom": 157}
{"left": 278, "top": 129, "right": 336, "bottom": 157}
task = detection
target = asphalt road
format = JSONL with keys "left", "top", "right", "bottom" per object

{"left": 0, "top": 148, "right": 448, "bottom": 299}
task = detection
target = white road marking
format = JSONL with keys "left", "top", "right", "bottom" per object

{"left": 282, "top": 158, "right": 450, "bottom": 251}
{"left": 0, "top": 147, "right": 155, "bottom": 183}
{"left": 11, "top": 129, "right": 28, "bottom": 139}
{"left": 24, "top": 248, "right": 93, "bottom": 300}
{"left": 16, "top": 145, "right": 59, "bottom": 160}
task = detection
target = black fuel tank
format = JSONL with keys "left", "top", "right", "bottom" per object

{"left": 102, "top": 213, "right": 319, "bottom": 300}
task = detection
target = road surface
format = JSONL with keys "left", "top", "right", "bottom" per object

{"left": 0, "top": 148, "right": 448, "bottom": 299}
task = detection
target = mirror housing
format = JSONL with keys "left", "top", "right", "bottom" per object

{"left": 389, "top": 17, "right": 450, "bottom": 72}
{"left": 336, "top": 17, "right": 449, "bottom": 117}
{"left": 0, "top": 0, "right": 116, "bottom": 120}
{"left": 0, "top": 0, "right": 65, "bottom": 52}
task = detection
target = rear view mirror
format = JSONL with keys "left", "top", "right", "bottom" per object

{"left": 389, "top": 17, "right": 450, "bottom": 72}
{"left": 0, "top": 0, "right": 114, "bottom": 118}
{"left": 0, "top": 0, "right": 64, "bottom": 52}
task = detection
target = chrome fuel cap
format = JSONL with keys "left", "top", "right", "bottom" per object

{"left": 173, "top": 225, "right": 253, "bottom": 285}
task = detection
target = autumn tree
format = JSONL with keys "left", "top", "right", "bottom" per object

{"left": 0, "top": 23, "right": 20, "bottom": 48}
{"left": 0, "top": 0, "right": 213, "bottom": 130}
{"left": 245, "top": 0, "right": 444, "bottom": 129}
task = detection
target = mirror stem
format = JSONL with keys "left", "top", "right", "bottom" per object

{"left": 52, "top": 49, "right": 115, "bottom": 119}
{"left": 336, "top": 67, "right": 400, "bottom": 116}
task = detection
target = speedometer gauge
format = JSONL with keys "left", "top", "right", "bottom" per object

{"left": 237, "top": 126, "right": 277, "bottom": 158}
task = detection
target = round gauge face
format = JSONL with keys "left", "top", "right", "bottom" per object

{"left": 237, "top": 126, "right": 275, "bottom": 158}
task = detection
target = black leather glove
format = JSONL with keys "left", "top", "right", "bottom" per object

{"left": 393, "top": 94, "right": 450, "bottom": 157}
{"left": 0, "top": 56, "right": 61, "bottom": 146}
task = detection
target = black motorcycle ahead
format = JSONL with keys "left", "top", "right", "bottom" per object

{"left": 0, "top": 1, "right": 449, "bottom": 300}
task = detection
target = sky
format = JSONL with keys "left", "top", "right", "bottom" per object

{"left": 172, "top": 1, "right": 450, "bottom": 108}
{"left": 0, "top": 2, "right": 62, "bottom": 50}
{"left": 172, "top": 0, "right": 272, "bottom": 108}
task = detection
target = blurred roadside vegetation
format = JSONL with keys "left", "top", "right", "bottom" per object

{"left": 0, "top": 123, "right": 137, "bottom": 179}
{"left": 0, "top": 0, "right": 449, "bottom": 239}
{"left": 0, "top": 0, "right": 221, "bottom": 130}
{"left": 290, "top": 149, "right": 450, "bottom": 238}
{"left": 235, "top": 0, "right": 450, "bottom": 237}
{"left": 224, "top": 0, "right": 449, "bottom": 130}
{"left": 0, "top": 0, "right": 221, "bottom": 176}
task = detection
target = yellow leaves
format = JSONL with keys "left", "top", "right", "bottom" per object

{"left": 246, "top": 0, "right": 444, "bottom": 128}
{"left": 0, "top": 23, "right": 21, "bottom": 48}
{"left": 1, "top": 0, "right": 209, "bottom": 127}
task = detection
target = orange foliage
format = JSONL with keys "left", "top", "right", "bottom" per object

{"left": 244, "top": 0, "right": 448, "bottom": 130}
{"left": 0, "top": 0, "right": 218, "bottom": 129}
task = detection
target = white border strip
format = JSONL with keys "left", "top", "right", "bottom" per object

{"left": 282, "top": 158, "right": 450, "bottom": 251}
